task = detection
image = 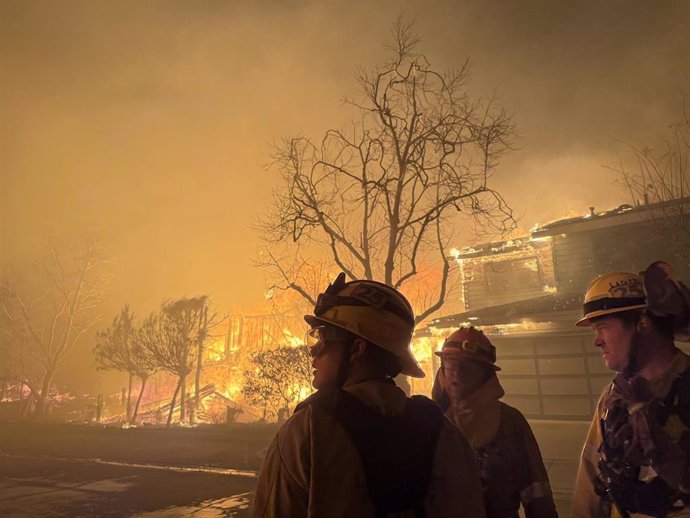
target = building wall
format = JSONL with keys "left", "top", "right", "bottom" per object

{"left": 551, "top": 233, "right": 595, "bottom": 295}
{"left": 460, "top": 240, "right": 556, "bottom": 311}
{"left": 551, "top": 220, "right": 690, "bottom": 294}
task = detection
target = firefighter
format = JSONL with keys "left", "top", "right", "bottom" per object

{"left": 432, "top": 326, "right": 559, "bottom": 518}
{"left": 572, "top": 262, "right": 690, "bottom": 518}
{"left": 252, "top": 273, "right": 486, "bottom": 518}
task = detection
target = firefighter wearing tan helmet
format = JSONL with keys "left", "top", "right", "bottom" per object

{"left": 431, "top": 326, "right": 558, "bottom": 518}
{"left": 573, "top": 262, "right": 690, "bottom": 518}
{"left": 252, "top": 273, "right": 486, "bottom": 518}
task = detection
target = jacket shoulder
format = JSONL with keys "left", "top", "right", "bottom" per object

{"left": 498, "top": 401, "right": 530, "bottom": 428}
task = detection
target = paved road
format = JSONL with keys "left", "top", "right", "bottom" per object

{"left": 0, "top": 455, "right": 256, "bottom": 517}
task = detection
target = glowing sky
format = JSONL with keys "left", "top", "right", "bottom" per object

{"left": 2, "top": 0, "right": 689, "bottom": 390}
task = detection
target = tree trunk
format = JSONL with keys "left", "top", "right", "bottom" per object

{"left": 131, "top": 376, "right": 148, "bottom": 425}
{"left": 96, "top": 394, "right": 103, "bottom": 423}
{"left": 21, "top": 394, "right": 34, "bottom": 418}
{"left": 179, "top": 374, "right": 187, "bottom": 422}
{"left": 193, "top": 307, "right": 208, "bottom": 425}
{"left": 34, "top": 367, "right": 56, "bottom": 419}
{"left": 126, "top": 372, "right": 133, "bottom": 422}
{"left": 17, "top": 380, "right": 25, "bottom": 418}
{"left": 166, "top": 378, "right": 182, "bottom": 428}
{"left": 0, "top": 380, "right": 6, "bottom": 401}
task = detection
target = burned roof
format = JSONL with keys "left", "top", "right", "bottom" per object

{"left": 420, "top": 292, "right": 582, "bottom": 333}
{"left": 451, "top": 197, "right": 690, "bottom": 260}
{"left": 532, "top": 197, "right": 690, "bottom": 237}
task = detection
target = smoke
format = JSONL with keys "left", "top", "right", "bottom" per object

{"left": 1, "top": 0, "right": 688, "bottom": 390}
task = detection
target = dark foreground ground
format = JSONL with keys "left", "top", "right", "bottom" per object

{"left": 0, "top": 421, "right": 574, "bottom": 517}
{"left": 0, "top": 422, "right": 276, "bottom": 517}
{"left": 0, "top": 455, "right": 255, "bottom": 517}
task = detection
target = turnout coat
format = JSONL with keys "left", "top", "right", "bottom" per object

{"left": 251, "top": 379, "right": 486, "bottom": 518}
{"left": 573, "top": 349, "right": 690, "bottom": 518}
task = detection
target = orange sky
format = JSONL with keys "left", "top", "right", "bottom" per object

{"left": 2, "top": 0, "right": 689, "bottom": 391}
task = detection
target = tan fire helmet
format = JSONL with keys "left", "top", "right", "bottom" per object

{"left": 434, "top": 326, "right": 501, "bottom": 371}
{"left": 304, "top": 273, "right": 425, "bottom": 378}
{"left": 576, "top": 272, "right": 646, "bottom": 326}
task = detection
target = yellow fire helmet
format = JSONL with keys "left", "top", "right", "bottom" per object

{"left": 305, "top": 273, "right": 424, "bottom": 378}
{"left": 575, "top": 271, "right": 647, "bottom": 326}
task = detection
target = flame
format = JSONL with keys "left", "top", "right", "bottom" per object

{"left": 411, "top": 328, "right": 448, "bottom": 365}
{"left": 298, "top": 385, "right": 312, "bottom": 400}
{"left": 223, "top": 382, "right": 243, "bottom": 399}
{"left": 282, "top": 328, "right": 304, "bottom": 347}
{"left": 205, "top": 338, "right": 227, "bottom": 361}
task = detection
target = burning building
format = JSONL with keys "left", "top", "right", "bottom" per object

{"left": 411, "top": 199, "right": 690, "bottom": 504}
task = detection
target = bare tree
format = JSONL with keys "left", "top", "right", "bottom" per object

{"left": 139, "top": 296, "right": 219, "bottom": 426}
{"left": 258, "top": 21, "right": 516, "bottom": 323}
{"left": 242, "top": 345, "right": 312, "bottom": 421}
{"left": 614, "top": 95, "right": 690, "bottom": 266}
{"left": 93, "top": 305, "right": 156, "bottom": 424}
{"left": 0, "top": 299, "right": 22, "bottom": 404}
{"left": 0, "top": 241, "right": 108, "bottom": 418}
{"left": 190, "top": 300, "right": 223, "bottom": 424}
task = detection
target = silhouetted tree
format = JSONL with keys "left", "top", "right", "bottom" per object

{"left": 242, "top": 345, "right": 312, "bottom": 421}
{"left": 140, "top": 296, "right": 218, "bottom": 426}
{"left": 258, "top": 21, "right": 516, "bottom": 323}
{"left": 94, "top": 305, "right": 155, "bottom": 424}
{"left": 0, "top": 241, "right": 108, "bottom": 418}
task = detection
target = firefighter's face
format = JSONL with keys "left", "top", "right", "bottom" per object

{"left": 591, "top": 315, "right": 636, "bottom": 372}
{"left": 307, "top": 326, "right": 350, "bottom": 389}
{"left": 442, "top": 358, "right": 493, "bottom": 400}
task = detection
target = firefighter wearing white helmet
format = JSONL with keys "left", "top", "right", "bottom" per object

{"left": 573, "top": 262, "right": 690, "bottom": 518}
{"left": 252, "top": 273, "right": 486, "bottom": 518}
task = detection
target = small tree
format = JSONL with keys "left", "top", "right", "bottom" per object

{"left": 242, "top": 345, "right": 312, "bottom": 421}
{"left": 258, "top": 21, "right": 516, "bottom": 323}
{"left": 0, "top": 241, "right": 108, "bottom": 418}
{"left": 140, "top": 296, "right": 219, "bottom": 426}
{"left": 614, "top": 95, "right": 690, "bottom": 266}
{"left": 93, "top": 305, "right": 155, "bottom": 424}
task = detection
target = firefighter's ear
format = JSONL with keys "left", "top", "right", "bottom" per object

{"left": 349, "top": 338, "right": 367, "bottom": 363}
{"left": 637, "top": 314, "right": 652, "bottom": 334}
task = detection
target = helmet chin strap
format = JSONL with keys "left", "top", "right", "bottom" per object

{"left": 335, "top": 342, "right": 354, "bottom": 389}
{"left": 623, "top": 331, "right": 640, "bottom": 379}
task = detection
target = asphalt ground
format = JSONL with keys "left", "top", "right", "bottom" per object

{"left": 0, "top": 454, "right": 255, "bottom": 517}
{"left": 0, "top": 422, "right": 575, "bottom": 516}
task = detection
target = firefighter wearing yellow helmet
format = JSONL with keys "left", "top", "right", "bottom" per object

{"left": 252, "top": 273, "right": 486, "bottom": 518}
{"left": 573, "top": 262, "right": 690, "bottom": 518}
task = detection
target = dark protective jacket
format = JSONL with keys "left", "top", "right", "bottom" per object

{"left": 251, "top": 379, "right": 486, "bottom": 518}
{"left": 443, "top": 376, "right": 558, "bottom": 518}
{"left": 573, "top": 349, "right": 690, "bottom": 518}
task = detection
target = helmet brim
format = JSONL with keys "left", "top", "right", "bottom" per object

{"left": 575, "top": 304, "right": 647, "bottom": 327}
{"left": 304, "top": 314, "right": 426, "bottom": 378}
{"left": 434, "top": 350, "right": 501, "bottom": 371}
